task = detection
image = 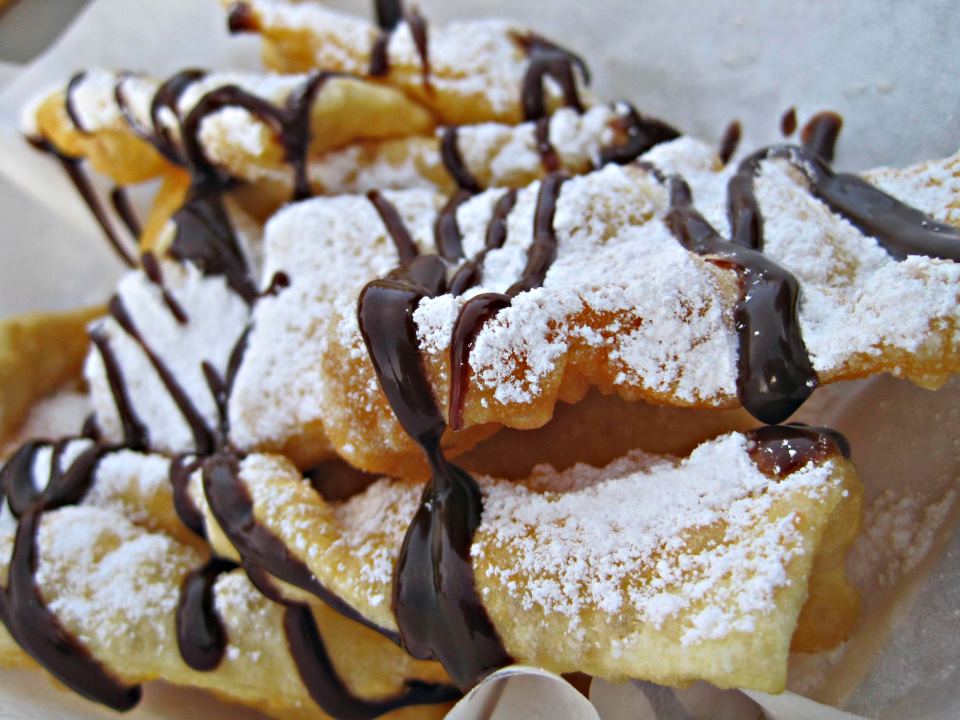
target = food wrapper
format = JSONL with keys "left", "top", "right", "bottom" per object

{"left": 0, "top": 1, "right": 957, "bottom": 718}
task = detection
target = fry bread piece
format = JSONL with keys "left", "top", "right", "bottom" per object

{"left": 228, "top": 138, "right": 960, "bottom": 476}
{"left": 34, "top": 69, "right": 435, "bottom": 188}
{"left": 224, "top": 0, "right": 592, "bottom": 125}
{"left": 0, "top": 307, "right": 102, "bottom": 439}
{"left": 183, "top": 432, "right": 860, "bottom": 692}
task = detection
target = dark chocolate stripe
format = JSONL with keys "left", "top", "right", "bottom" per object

{"left": 718, "top": 119, "right": 742, "bottom": 165}
{"left": 598, "top": 104, "right": 680, "bottom": 166}
{"left": 88, "top": 326, "right": 150, "bottom": 450}
{"left": 666, "top": 174, "right": 817, "bottom": 424}
{"left": 535, "top": 116, "right": 560, "bottom": 172}
{"left": 169, "top": 455, "right": 206, "bottom": 538}
{"left": 801, "top": 111, "right": 843, "bottom": 163}
{"left": 283, "top": 602, "right": 460, "bottom": 720}
{"left": 369, "top": 32, "right": 391, "bottom": 76}
{"left": 368, "top": 190, "right": 420, "bottom": 263}
{"left": 440, "top": 127, "right": 482, "bottom": 193}
{"left": 747, "top": 423, "right": 850, "bottom": 477}
{"left": 140, "top": 251, "right": 189, "bottom": 324}
{"left": 109, "top": 296, "right": 215, "bottom": 455}
{"left": 109, "top": 186, "right": 142, "bottom": 240}
{"left": 374, "top": 0, "right": 404, "bottom": 30}
{"left": 780, "top": 107, "right": 797, "bottom": 137}
{"left": 201, "top": 453, "right": 400, "bottom": 643}
{"left": 176, "top": 558, "right": 238, "bottom": 671}
{"left": 64, "top": 72, "right": 90, "bottom": 133}
{"left": 406, "top": 7, "right": 432, "bottom": 89}
{"left": 515, "top": 32, "right": 590, "bottom": 121}
{"left": 0, "top": 444, "right": 140, "bottom": 712}
{"left": 448, "top": 176, "right": 565, "bottom": 430}
{"left": 26, "top": 137, "right": 137, "bottom": 268}
{"left": 434, "top": 190, "right": 472, "bottom": 261}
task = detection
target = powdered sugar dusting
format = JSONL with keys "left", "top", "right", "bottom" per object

{"left": 475, "top": 433, "right": 838, "bottom": 644}
{"left": 85, "top": 260, "right": 249, "bottom": 454}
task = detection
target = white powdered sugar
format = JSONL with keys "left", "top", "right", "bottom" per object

{"left": 36, "top": 505, "right": 195, "bottom": 653}
{"left": 83, "top": 450, "right": 171, "bottom": 524}
{"left": 69, "top": 68, "right": 127, "bottom": 130}
{"left": 474, "top": 433, "right": 836, "bottom": 643}
{"left": 230, "top": 190, "right": 442, "bottom": 448}
{"left": 85, "top": 260, "right": 249, "bottom": 454}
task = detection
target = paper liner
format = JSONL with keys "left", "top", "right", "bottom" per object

{"left": 0, "top": 1, "right": 958, "bottom": 718}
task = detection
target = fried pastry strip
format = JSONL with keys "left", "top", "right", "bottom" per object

{"left": 227, "top": 138, "right": 960, "bottom": 475}
{"left": 180, "top": 431, "right": 861, "bottom": 693}
{"left": 33, "top": 68, "right": 435, "bottom": 189}
{"left": 224, "top": 0, "right": 592, "bottom": 125}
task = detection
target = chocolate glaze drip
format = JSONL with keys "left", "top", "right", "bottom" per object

{"left": 747, "top": 424, "right": 850, "bottom": 477}
{"left": 176, "top": 557, "right": 238, "bottom": 671}
{"left": 169, "top": 455, "right": 207, "bottom": 538}
{"left": 369, "top": 33, "right": 391, "bottom": 76}
{"left": 665, "top": 175, "right": 817, "bottom": 424}
{"left": 0, "top": 442, "right": 141, "bottom": 711}
{"left": 374, "top": 0, "right": 404, "bottom": 31}
{"left": 169, "top": 182, "right": 258, "bottom": 303}
{"left": 81, "top": 413, "right": 101, "bottom": 442}
{"left": 801, "top": 111, "right": 843, "bottom": 163}
{"left": 368, "top": 190, "right": 421, "bottom": 263}
{"left": 598, "top": 105, "right": 680, "bottom": 166}
{"left": 448, "top": 189, "right": 518, "bottom": 296}
{"left": 406, "top": 7, "right": 432, "bottom": 90}
{"left": 434, "top": 190, "right": 472, "bottom": 261}
{"left": 718, "top": 119, "right": 742, "bottom": 165}
{"left": 109, "top": 296, "right": 216, "bottom": 455}
{"left": 88, "top": 327, "right": 150, "bottom": 450}
{"left": 283, "top": 601, "right": 460, "bottom": 720}
{"left": 109, "top": 186, "right": 142, "bottom": 240}
{"left": 64, "top": 72, "right": 90, "bottom": 133}
{"left": 518, "top": 35, "right": 588, "bottom": 121}
{"left": 358, "top": 255, "right": 513, "bottom": 690}
{"left": 261, "top": 271, "right": 291, "bottom": 298}
{"left": 535, "top": 116, "right": 560, "bottom": 172}
{"left": 201, "top": 453, "right": 399, "bottom": 642}
{"left": 440, "top": 127, "right": 482, "bottom": 193}
{"left": 26, "top": 137, "right": 137, "bottom": 267}
{"left": 736, "top": 144, "right": 960, "bottom": 262}
{"left": 148, "top": 69, "right": 207, "bottom": 164}
{"left": 448, "top": 175, "right": 565, "bottom": 430}
{"left": 141, "top": 251, "right": 189, "bottom": 324}
{"left": 780, "top": 107, "right": 797, "bottom": 137}
{"left": 226, "top": 1, "right": 258, "bottom": 33}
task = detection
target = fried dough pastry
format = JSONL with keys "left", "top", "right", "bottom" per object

{"left": 33, "top": 68, "right": 434, "bottom": 189}
{"left": 227, "top": 138, "right": 960, "bottom": 475}
{"left": 224, "top": 0, "right": 593, "bottom": 125}
{"left": 176, "top": 431, "right": 861, "bottom": 693}
{"left": 0, "top": 307, "right": 102, "bottom": 438}
{"left": 0, "top": 436, "right": 456, "bottom": 718}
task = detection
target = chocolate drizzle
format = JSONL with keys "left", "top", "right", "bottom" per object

{"left": 718, "top": 119, "right": 742, "bottom": 165}
{"left": 26, "top": 137, "right": 137, "bottom": 268}
{"left": 201, "top": 453, "right": 400, "bottom": 642}
{"left": 88, "top": 327, "right": 149, "bottom": 451}
{"left": 666, "top": 174, "right": 817, "bottom": 423}
{"left": 801, "top": 111, "right": 843, "bottom": 163}
{"left": 535, "top": 116, "right": 560, "bottom": 172}
{"left": 141, "top": 251, "right": 189, "bottom": 324}
{"left": 746, "top": 424, "right": 850, "bottom": 477}
{"left": 448, "top": 175, "right": 566, "bottom": 430}
{"left": 169, "top": 455, "right": 207, "bottom": 538}
{"left": 374, "top": 0, "right": 404, "bottom": 30}
{"left": 0, "top": 441, "right": 141, "bottom": 712}
{"left": 109, "top": 186, "right": 142, "bottom": 240}
{"left": 368, "top": 190, "right": 421, "bottom": 262}
{"left": 367, "top": 3, "right": 432, "bottom": 88}
{"left": 440, "top": 127, "right": 482, "bottom": 194}
{"left": 64, "top": 72, "right": 90, "bottom": 133}
{"left": 358, "top": 255, "right": 513, "bottom": 690}
{"left": 598, "top": 105, "right": 680, "bottom": 166}
{"left": 516, "top": 33, "right": 589, "bottom": 121}
{"left": 434, "top": 190, "right": 472, "bottom": 260}
{"left": 780, "top": 107, "right": 797, "bottom": 137}
{"left": 175, "top": 557, "right": 238, "bottom": 671}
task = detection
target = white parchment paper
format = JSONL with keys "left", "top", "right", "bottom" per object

{"left": 0, "top": 1, "right": 957, "bottom": 719}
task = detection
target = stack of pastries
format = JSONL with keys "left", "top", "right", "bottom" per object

{"left": 1, "top": 0, "right": 959, "bottom": 717}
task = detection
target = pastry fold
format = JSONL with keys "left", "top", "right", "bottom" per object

{"left": 224, "top": 0, "right": 593, "bottom": 125}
